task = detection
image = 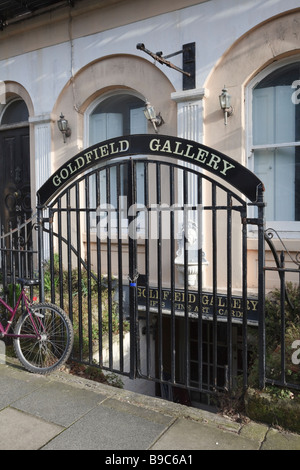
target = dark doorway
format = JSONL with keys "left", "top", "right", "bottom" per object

{"left": 0, "top": 100, "right": 31, "bottom": 232}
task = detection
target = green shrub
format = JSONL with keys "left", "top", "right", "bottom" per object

{"left": 42, "top": 254, "right": 129, "bottom": 358}
{"left": 248, "top": 282, "right": 300, "bottom": 388}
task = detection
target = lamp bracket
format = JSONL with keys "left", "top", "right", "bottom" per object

{"left": 137, "top": 42, "right": 195, "bottom": 89}
{"left": 156, "top": 49, "right": 184, "bottom": 60}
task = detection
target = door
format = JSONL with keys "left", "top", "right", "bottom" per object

{"left": 0, "top": 126, "right": 31, "bottom": 232}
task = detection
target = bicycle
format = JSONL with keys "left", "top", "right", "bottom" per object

{"left": 0, "top": 277, "right": 74, "bottom": 374}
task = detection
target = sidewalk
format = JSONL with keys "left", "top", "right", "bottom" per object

{"left": 1, "top": 358, "right": 300, "bottom": 451}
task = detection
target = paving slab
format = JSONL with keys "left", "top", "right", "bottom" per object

{"left": 150, "top": 417, "right": 261, "bottom": 450}
{"left": 0, "top": 364, "right": 49, "bottom": 409}
{"left": 0, "top": 407, "right": 63, "bottom": 450}
{"left": 261, "top": 428, "right": 300, "bottom": 450}
{"left": 101, "top": 397, "right": 174, "bottom": 425}
{"left": 42, "top": 402, "right": 170, "bottom": 450}
{"left": 12, "top": 380, "right": 106, "bottom": 427}
{"left": 2, "top": 359, "right": 300, "bottom": 451}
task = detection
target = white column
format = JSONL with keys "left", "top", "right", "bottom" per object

{"left": 29, "top": 113, "right": 54, "bottom": 260}
{"left": 171, "top": 88, "right": 205, "bottom": 142}
{"left": 29, "top": 113, "right": 54, "bottom": 193}
{"left": 171, "top": 89, "right": 207, "bottom": 286}
{"left": 172, "top": 88, "right": 206, "bottom": 207}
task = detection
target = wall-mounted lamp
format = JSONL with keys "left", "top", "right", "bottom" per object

{"left": 57, "top": 113, "right": 71, "bottom": 143}
{"left": 143, "top": 100, "right": 164, "bottom": 133}
{"left": 219, "top": 87, "right": 234, "bottom": 125}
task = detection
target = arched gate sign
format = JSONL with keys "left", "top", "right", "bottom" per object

{"left": 38, "top": 134, "right": 263, "bottom": 205}
{"left": 37, "top": 134, "right": 266, "bottom": 403}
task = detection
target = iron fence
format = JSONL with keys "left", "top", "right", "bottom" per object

{"left": 264, "top": 228, "right": 300, "bottom": 391}
{"left": 35, "top": 157, "right": 266, "bottom": 405}
{"left": 0, "top": 216, "right": 37, "bottom": 305}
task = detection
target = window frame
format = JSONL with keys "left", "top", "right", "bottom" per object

{"left": 246, "top": 56, "right": 300, "bottom": 238}
{"left": 0, "top": 98, "right": 29, "bottom": 129}
{"left": 84, "top": 89, "right": 147, "bottom": 148}
{"left": 84, "top": 89, "right": 148, "bottom": 235}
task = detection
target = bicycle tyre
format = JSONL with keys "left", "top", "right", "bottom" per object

{"left": 13, "top": 302, "right": 74, "bottom": 374}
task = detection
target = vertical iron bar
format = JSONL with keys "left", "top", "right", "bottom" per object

{"left": 23, "top": 215, "right": 27, "bottom": 279}
{"left": 14, "top": 218, "right": 20, "bottom": 305}
{"left": 280, "top": 251, "right": 286, "bottom": 385}
{"left": 37, "top": 207, "right": 45, "bottom": 303}
{"left": 183, "top": 169, "right": 190, "bottom": 388}
{"left": 242, "top": 207, "right": 248, "bottom": 390}
{"left": 144, "top": 161, "right": 151, "bottom": 378}
{"left": 227, "top": 194, "right": 232, "bottom": 392}
{"left": 76, "top": 183, "right": 83, "bottom": 362}
{"left": 170, "top": 165, "right": 176, "bottom": 384}
{"left": 117, "top": 163, "right": 124, "bottom": 372}
{"left": 48, "top": 209, "right": 55, "bottom": 304}
{"left": 212, "top": 184, "right": 217, "bottom": 391}
{"left": 66, "top": 189, "right": 73, "bottom": 324}
{"left": 1, "top": 225, "right": 8, "bottom": 301}
{"left": 156, "top": 162, "right": 163, "bottom": 383}
{"left": 95, "top": 171, "right": 103, "bottom": 367}
{"left": 106, "top": 167, "right": 113, "bottom": 370}
{"left": 9, "top": 222, "right": 14, "bottom": 302}
{"left": 85, "top": 175, "right": 93, "bottom": 364}
{"left": 57, "top": 199, "right": 64, "bottom": 309}
{"left": 257, "top": 185, "right": 266, "bottom": 389}
{"left": 17, "top": 217, "right": 21, "bottom": 282}
{"left": 197, "top": 174, "right": 203, "bottom": 392}
{"left": 128, "top": 159, "right": 137, "bottom": 379}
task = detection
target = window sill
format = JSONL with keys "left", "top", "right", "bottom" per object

{"left": 248, "top": 236, "right": 300, "bottom": 252}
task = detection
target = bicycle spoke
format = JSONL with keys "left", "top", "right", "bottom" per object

{"left": 14, "top": 303, "right": 73, "bottom": 374}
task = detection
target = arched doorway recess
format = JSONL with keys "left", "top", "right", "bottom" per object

{"left": 0, "top": 98, "right": 31, "bottom": 231}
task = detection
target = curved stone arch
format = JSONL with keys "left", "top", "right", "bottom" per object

{"left": 2, "top": 81, "right": 34, "bottom": 118}
{"left": 204, "top": 8, "right": 300, "bottom": 165}
{"left": 51, "top": 54, "right": 177, "bottom": 162}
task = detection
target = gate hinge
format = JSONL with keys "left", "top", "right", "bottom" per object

{"left": 242, "top": 217, "right": 263, "bottom": 226}
{"left": 41, "top": 217, "right": 53, "bottom": 226}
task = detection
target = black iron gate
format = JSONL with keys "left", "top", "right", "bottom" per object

{"left": 36, "top": 135, "right": 265, "bottom": 401}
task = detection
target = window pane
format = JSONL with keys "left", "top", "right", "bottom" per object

{"left": 88, "top": 93, "right": 147, "bottom": 227}
{"left": 254, "top": 147, "right": 297, "bottom": 221}
{"left": 253, "top": 84, "right": 297, "bottom": 145}
{"left": 2, "top": 100, "right": 29, "bottom": 125}
{"left": 253, "top": 62, "right": 300, "bottom": 222}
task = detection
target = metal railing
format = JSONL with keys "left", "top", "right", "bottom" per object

{"left": 0, "top": 216, "right": 37, "bottom": 304}
{"left": 264, "top": 228, "right": 300, "bottom": 391}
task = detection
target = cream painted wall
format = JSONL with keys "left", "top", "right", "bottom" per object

{"left": 52, "top": 54, "right": 177, "bottom": 168}
{"left": 0, "top": 0, "right": 299, "bottom": 290}
{"left": 204, "top": 8, "right": 300, "bottom": 289}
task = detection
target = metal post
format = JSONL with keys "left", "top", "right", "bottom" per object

{"left": 257, "top": 185, "right": 266, "bottom": 389}
{"left": 37, "top": 206, "right": 45, "bottom": 303}
{"left": 128, "top": 159, "right": 138, "bottom": 379}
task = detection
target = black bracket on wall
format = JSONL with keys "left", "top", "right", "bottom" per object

{"left": 182, "top": 42, "right": 195, "bottom": 90}
{"left": 136, "top": 42, "right": 195, "bottom": 90}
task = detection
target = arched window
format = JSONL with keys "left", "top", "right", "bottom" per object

{"left": 86, "top": 91, "right": 147, "bottom": 229}
{"left": 89, "top": 92, "right": 147, "bottom": 145}
{"left": 1, "top": 99, "right": 29, "bottom": 125}
{"left": 251, "top": 61, "right": 300, "bottom": 226}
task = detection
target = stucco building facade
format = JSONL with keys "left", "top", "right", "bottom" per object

{"left": 0, "top": 0, "right": 299, "bottom": 401}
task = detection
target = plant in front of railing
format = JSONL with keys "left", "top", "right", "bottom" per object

{"left": 42, "top": 254, "right": 129, "bottom": 363}
{"left": 248, "top": 282, "right": 300, "bottom": 389}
